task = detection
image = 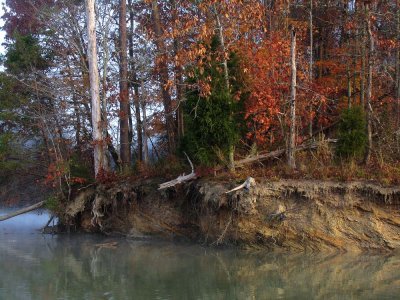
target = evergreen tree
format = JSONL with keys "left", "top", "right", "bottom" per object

{"left": 182, "top": 37, "right": 247, "bottom": 165}
{"left": 336, "top": 106, "right": 367, "bottom": 159}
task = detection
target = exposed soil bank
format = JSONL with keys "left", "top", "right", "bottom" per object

{"left": 60, "top": 179, "right": 400, "bottom": 252}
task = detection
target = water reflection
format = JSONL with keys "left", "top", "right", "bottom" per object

{"left": 0, "top": 211, "right": 399, "bottom": 299}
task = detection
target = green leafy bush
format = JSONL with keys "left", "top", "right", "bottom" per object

{"left": 336, "top": 106, "right": 367, "bottom": 159}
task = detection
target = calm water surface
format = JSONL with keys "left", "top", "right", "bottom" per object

{"left": 0, "top": 209, "right": 400, "bottom": 300}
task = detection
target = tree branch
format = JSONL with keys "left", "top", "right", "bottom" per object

{"left": 0, "top": 201, "right": 45, "bottom": 222}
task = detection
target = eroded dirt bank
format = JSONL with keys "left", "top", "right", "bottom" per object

{"left": 60, "top": 179, "right": 400, "bottom": 252}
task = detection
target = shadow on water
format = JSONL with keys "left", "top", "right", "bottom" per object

{"left": 0, "top": 209, "right": 400, "bottom": 300}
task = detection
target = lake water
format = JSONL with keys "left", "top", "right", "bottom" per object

{"left": 0, "top": 209, "right": 400, "bottom": 300}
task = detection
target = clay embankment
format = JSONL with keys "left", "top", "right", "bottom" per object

{"left": 62, "top": 179, "right": 400, "bottom": 252}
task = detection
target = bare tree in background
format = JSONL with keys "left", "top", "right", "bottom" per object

{"left": 288, "top": 25, "right": 297, "bottom": 169}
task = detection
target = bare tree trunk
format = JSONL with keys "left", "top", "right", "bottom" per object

{"left": 213, "top": 5, "right": 234, "bottom": 171}
{"left": 171, "top": 0, "right": 184, "bottom": 140}
{"left": 345, "top": 3, "right": 352, "bottom": 109}
{"left": 288, "top": 26, "right": 297, "bottom": 169}
{"left": 309, "top": 0, "right": 313, "bottom": 137}
{"left": 85, "top": 0, "right": 107, "bottom": 176}
{"left": 396, "top": 5, "right": 400, "bottom": 127}
{"left": 141, "top": 81, "right": 149, "bottom": 164}
{"left": 318, "top": 35, "right": 324, "bottom": 78}
{"left": 119, "top": 0, "right": 131, "bottom": 169}
{"left": 72, "top": 93, "right": 82, "bottom": 151}
{"left": 353, "top": 27, "right": 358, "bottom": 105}
{"left": 360, "top": 7, "right": 366, "bottom": 109}
{"left": 175, "top": 56, "right": 185, "bottom": 139}
{"left": 101, "top": 17, "right": 110, "bottom": 140}
{"left": 128, "top": 0, "right": 143, "bottom": 162}
{"left": 151, "top": 0, "right": 176, "bottom": 154}
{"left": 215, "top": 10, "right": 230, "bottom": 91}
{"left": 263, "top": 0, "right": 274, "bottom": 38}
{"left": 365, "top": 3, "right": 373, "bottom": 164}
{"left": 347, "top": 61, "right": 352, "bottom": 108}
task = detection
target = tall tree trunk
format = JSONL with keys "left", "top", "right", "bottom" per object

{"left": 352, "top": 28, "right": 358, "bottom": 105}
{"left": 360, "top": 7, "right": 366, "bottom": 109}
{"left": 128, "top": 0, "right": 143, "bottom": 162}
{"left": 72, "top": 93, "right": 82, "bottom": 152}
{"left": 119, "top": 0, "right": 131, "bottom": 169}
{"left": 85, "top": 0, "right": 107, "bottom": 176}
{"left": 396, "top": 5, "right": 400, "bottom": 127}
{"left": 288, "top": 26, "right": 297, "bottom": 169}
{"left": 213, "top": 4, "right": 234, "bottom": 171}
{"left": 318, "top": 38, "right": 324, "bottom": 78}
{"left": 101, "top": 17, "right": 110, "bottom": 140}
{"left": 171, "top": 0, "right": 184, "bottom": 140}
{"left": 263, "top": 0, "right": 274, "bottom": 38}
{"left": 347, "top": 67, "right": 352, "bottom": 108}
{"left": 141, "top": 81, "right": 149, "bottom": 164}
{"left": 365, "top": 3, "right": 373, "bottom": 164}
{"left": 214, "top": 9, "right": 230, "bottom": 91}
{"left": 174, "top": 43, "right": 185, "bottom": 140}
{"left": 151, "top": 0, "right": 176, "bottom": 154}
{"left": 309, "top": 0, "right": 313, "bottom": 137}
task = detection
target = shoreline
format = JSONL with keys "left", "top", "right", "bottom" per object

{"left": 49, "top": 177, "right": 400, "bottom": 252}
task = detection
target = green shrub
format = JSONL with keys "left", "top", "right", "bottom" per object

{"left": 336, "top": 106, "right": 367, "bottom": 159}
{"left": 181, "top": 36, "right": 246, "bottom": 166}
{"left": 45, "top": 194, "right": 61, "bottom": 213}
{"left": 182, "top": 91, "right": 241, "bottom": 165}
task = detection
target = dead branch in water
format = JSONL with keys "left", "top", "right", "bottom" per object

{"left": 95, "top": 241, "right": 118, "bottom": 249}
{"left": 0, "top": 201, "right": 45, "bottom": 222}
{"left": 158, "top": 152, "right": 197, "bottom": 190}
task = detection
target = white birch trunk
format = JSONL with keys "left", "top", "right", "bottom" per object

{"left": 85, "top": 0, "right": 107, "bottom": 176}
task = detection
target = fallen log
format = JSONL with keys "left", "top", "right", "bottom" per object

{"left": 0, "top": 201, "right": 45, "bottom": 222}
{"left": 216, "top": 139, "right": 337, "bottom": 171}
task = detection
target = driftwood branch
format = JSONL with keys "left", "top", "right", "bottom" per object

{"left": 225, "top": 177, "right": 256, "bottom": 194}
{"left": 0, "top": 201, "right": 45, "bottom": 222}
{"left": 158, "top": 152, "right": 196, "bottom": 190}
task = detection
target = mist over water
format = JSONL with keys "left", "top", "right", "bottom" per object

{"left": 0, "top": 209, "right": 399, "bottom": 300}
{"left": 0, "top": 209, "right": 49, "bottom": 234}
